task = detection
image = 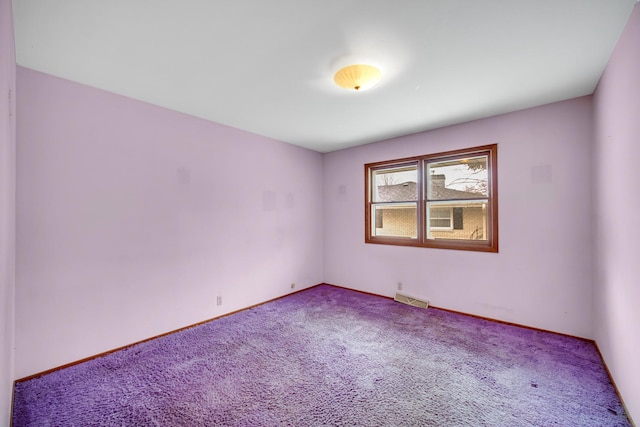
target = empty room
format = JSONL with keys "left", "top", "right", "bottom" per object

{"left": 2, "top": 0, "right": 639, "bottom": 425}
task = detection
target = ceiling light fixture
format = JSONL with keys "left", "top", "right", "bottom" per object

{"left": 333, "top": 64, "right": 381, "bottom": 91}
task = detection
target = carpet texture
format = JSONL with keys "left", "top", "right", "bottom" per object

{"left": 13, "top": 285, "right": 630, "bottom": 426}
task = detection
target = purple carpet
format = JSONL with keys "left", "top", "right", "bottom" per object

{"left": 13, "top": 285, "right": 630, "bottom": 426}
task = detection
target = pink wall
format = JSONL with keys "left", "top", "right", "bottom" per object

{"left": 0, "top": 0, "right": 16, "bottom": 422}
{"left": 593, "top": 4, "right": 640, "bottom": 422}
{"left": 15, "top": 67, "right": 324, "bottom": 378}
{"left": 324, "top": 97, "right": 594, "bottom": 339}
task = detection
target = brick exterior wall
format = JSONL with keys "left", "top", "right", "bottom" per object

{"left": 375, "top": 207, "right": 416, "bottom": 238}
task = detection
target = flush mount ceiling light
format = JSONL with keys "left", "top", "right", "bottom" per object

{"left": 333, "top": 64, "right": 381, "bottom": 91}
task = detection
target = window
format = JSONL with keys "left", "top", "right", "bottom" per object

{"left": 429, "top": 207, "right": 452, "bottom": 230}
{"left": 365, "top": 144, "right": 498, "bottom": 252}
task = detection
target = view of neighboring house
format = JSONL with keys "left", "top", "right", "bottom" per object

{"left": 375, "top": 175, "right": 488, "bottom": 240}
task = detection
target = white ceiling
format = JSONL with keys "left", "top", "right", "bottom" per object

{"left": 12, "top": 1, "right": 636, "bottom": 153}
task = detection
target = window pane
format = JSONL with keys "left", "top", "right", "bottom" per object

{"left": 426, "top": 155, "right": 488, "bottom": 200}
{"left": 372, "top": 204, "right": 417, "bottom": 238}
{"left": 427, "top": 200, "right": 488, "bottom": 240}
{"left": 373, "top": 166, "right": 417, "bottom": 202}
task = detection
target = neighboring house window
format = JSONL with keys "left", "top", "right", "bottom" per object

{"left": 365, "top": 144, "right": 498, "bottom": 252}
{"left": 429, "top": 207, "right": 453, "bottom": 230}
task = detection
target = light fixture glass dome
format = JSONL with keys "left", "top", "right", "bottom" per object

{"left": 333, "top": 64, "right": 381, "bottom": 91}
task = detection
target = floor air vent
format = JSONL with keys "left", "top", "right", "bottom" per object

{"left": 394, "top": 292, "right": 429, "bottom": 309}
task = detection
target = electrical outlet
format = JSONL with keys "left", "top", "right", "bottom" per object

{"left": 397, "top": 282, "right": 403, "bottom": 291}
{"left": 290, "top": 283, "right": 296, "bottom": 289}
{"left": 216, "top": 296, "right": 222, "bottom": 306}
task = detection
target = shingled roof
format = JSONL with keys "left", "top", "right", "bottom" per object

{"left": 377, "top": 176, "right": 483, "bottom": 202}
{"left": 377, "top": 181, "right": 418, "bottom": 202}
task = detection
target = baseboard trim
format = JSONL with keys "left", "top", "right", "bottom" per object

{"left": 593, "top": 342, "right": 636, "bottom": 427}
{"left": 15, "top": 285, "right": 319, "bottom": 383}
{"left": 323, "top": 282, "right": 591, "bottom": 341}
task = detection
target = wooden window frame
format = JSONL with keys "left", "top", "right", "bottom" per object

{"left": 365, "top": 144, "right": 498, "bottom": 253}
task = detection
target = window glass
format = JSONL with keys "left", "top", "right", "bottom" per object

{"left": 426, "top": 155, "right": 488, "bottom": 200}
{"left": 370, "top": 165, "right": 418, "bottom": 239}
{"left": 372, "top": 167, "right": 417, "bottom": 202}
{"left": 427, "top": 201, "right": 488, "bottom": 241}
{"left": 372, "top": 204, "right": 417, "bottom": 238}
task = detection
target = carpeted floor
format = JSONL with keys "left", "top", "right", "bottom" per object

{"left": 13, "top": 284, "right": 631, "bottom": 426}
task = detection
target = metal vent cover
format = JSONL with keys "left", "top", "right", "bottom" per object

{"left": 394, "top": 292, "right": 429, "bottom": 309}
